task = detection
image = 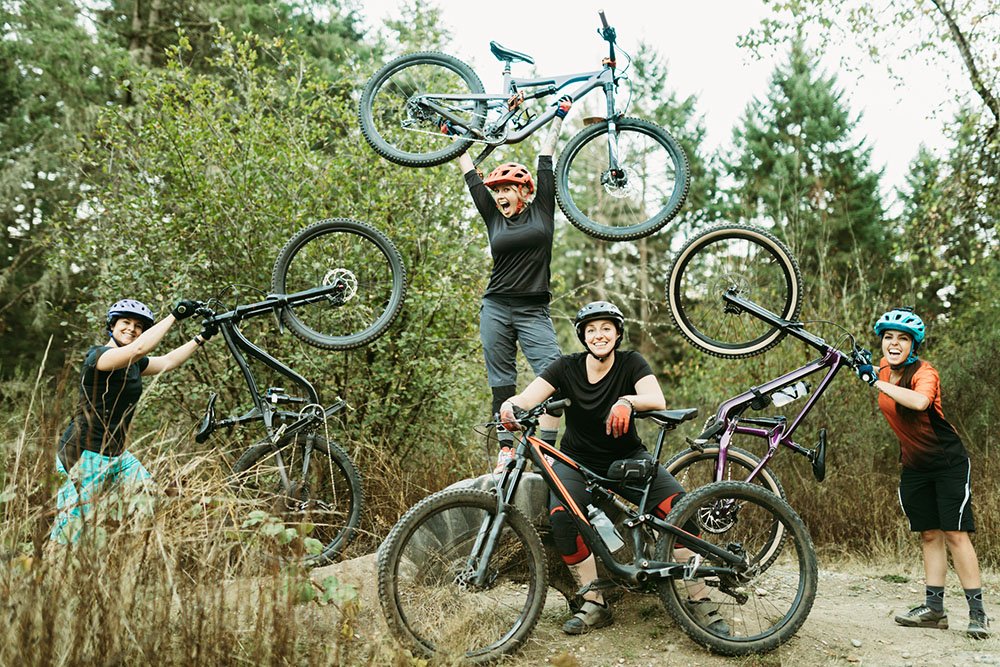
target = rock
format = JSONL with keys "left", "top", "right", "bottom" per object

{"left": 851, "top": 638, "right": 862, "bottom": 648}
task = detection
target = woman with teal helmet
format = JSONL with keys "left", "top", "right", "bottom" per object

{"left": 856, "top": 306, "right": 989, "bottom": 639}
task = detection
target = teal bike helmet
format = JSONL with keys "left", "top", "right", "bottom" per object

{"left": 873, "top": 307, "right": 924, "bottom": 365}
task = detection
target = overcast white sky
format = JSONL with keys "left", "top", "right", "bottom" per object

{"left": 354, "top": 0, "right": 967, "bottom": 203}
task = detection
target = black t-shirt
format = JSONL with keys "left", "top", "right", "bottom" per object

{"left": 465, "top": 155, "right": 554, "bottom": 303}
{"left": 59, "top": 345, "right": 149, "bottom": 460}
{"left": 540, "top": 350, "right": 655, "bottom": 472}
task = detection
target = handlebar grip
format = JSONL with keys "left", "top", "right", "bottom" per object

{"left": 546, "top": 398, "right": 572, "bottom": 412}
{"left": 598, "top": 10, "right": 609, "bottom": 29}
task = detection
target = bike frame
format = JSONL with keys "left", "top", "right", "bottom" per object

{"left": 421, "top": 19, "right": 624, "bottom": 167}
{"left": 198, "top": 285, "right": 346, "bottom": 448}
{"left": 465, "top": 410, "right": 745, "bottom": 591}
{"left": 704, "top": 291, "right": 855, "bottom": 483}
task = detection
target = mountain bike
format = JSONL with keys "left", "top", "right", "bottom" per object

{"left": 664, "top": 222, "right": 873, "bottom": 568}
{"left": 193, "top": 218, "right": 406, "bottom": 564}
{"left": 377, "top": 398, "right": 817, "bottom": 662}
{"left": 358, "top": 11, "right": 690, "bottom": 242}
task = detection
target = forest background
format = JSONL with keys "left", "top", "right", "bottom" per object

{"left": 0, "top": 0, "right": 997, "bottom": 664}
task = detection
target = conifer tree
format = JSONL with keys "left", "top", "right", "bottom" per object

{"left": 724, "top": 40, "right": 887, "bottom": 295}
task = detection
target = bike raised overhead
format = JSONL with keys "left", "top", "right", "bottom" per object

{"left": 359, "top": 11, "right": 690, "bottom": 241}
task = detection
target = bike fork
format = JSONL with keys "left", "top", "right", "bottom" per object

{"left": 602, "top": 83, "right": 621, "bottom": 172}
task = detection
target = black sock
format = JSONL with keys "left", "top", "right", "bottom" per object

{"left": 925, "top": 585, "right": 945, "bottom": 613}
{"left": 965, "top": 588, "right": 985, "bottom": 616}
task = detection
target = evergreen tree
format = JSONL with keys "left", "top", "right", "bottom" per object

{"left": 724, "top": 40, "right": 887, "bottom": 297}
{"left": 895, "top": 111, "right": 998, "bottom": 317}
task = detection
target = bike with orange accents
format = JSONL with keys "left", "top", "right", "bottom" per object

{"left": 358, "top": 10, "right": 689, "bottom": 242}
{"left": 376, "top": 398, "right": 817, "bottom": 662}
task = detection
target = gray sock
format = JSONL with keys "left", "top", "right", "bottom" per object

{"left": 540, "top": 428, "right": 559, "bottom": 447}
{"left": 965, "top": 588, "right": 985, "bottom": 615}
{"left": 925, "top": 585, "right": 945, "bottom": 613}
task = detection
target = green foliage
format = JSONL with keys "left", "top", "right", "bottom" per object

{"left": 723, "top": 40, "right": 889, "bottom": 296}
{"left": 43, "top": 29, "right": 489, "bottom": 468}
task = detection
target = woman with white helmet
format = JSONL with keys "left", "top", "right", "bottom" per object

{"left": 50, "top": 297, "right": 213, "bottom": 543}
{"left": 499, "top": 301, "right": 728, "bottom": 637}
{"left": 452, "top": 95, "right": 574, "bottom": 473}
{"left": 856, "top": 306, "right": 990, "bottom": 639}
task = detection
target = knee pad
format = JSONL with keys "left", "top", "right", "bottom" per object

{"left": 491, "top": 385, "right": 517, "bottom": 416}
{"left": 550, "top": 506, "right": 588, "bottom": 560}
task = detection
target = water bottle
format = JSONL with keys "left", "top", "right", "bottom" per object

{"left": 587, "top": 505, "right": 624, "bottom": 553}
{"left": 771, "top": 380, "right": 810, "bottom": 407}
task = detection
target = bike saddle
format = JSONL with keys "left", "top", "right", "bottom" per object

{"left": 635, "top": 408, "right": 698, "bottom": 428}
{"left": 490, "top": 41, "right": 534, "bottom": 65}
{"left": 195, "top": 393, "right": 217, "bottom": 444}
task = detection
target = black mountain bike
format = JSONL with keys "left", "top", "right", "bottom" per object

{"left": 193, "top": 218, "right": 406, "bottom": 564}
{"left": 377, "top": 399, "right": 817, "bottom": 662}
{"left": 358, "top": 11, "right": 689, "bottom": 241}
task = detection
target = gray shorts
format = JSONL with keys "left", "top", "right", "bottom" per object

{"left": 479, "top": 298, "right": 561, "bottom": 387}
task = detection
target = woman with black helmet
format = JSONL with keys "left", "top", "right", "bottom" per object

{"left": 499, "top": 301, "right": 728, "bottom": 636}
{"left": 50, "top": 297, "right": 214, "bottom": 543}
{"left": 856, "top": 307, "right": 990, "bottom": 639}
{"left": 453, "top": 95, "right": 573, "bottom": 474}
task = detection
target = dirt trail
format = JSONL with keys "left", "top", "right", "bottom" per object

{"left": 317, "top": 554, "right": 998, "bottom": 666}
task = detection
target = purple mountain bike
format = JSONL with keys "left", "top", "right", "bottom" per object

{"left": 664, "top": 223, "right": 873, "bottom": 568}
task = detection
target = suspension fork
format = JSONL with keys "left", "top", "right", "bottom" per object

{"left": 602, "top": 81, "right": 622, "bottom": 173}
{"left": 464, "top": 435, "right": 532, "bottom": 586}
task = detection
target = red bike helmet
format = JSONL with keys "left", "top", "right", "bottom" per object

{"left": 483, "top": 162, "right": 535, "bottom": 194}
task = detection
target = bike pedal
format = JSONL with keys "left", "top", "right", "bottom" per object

{"left": 810, "top": 428, "right": 827, "bottom": 482}
{"left": 684, "top": 437, "right": 705, "bottom": 453}
{"left": 578, "top": 578, "right": 618, "bottom": 595}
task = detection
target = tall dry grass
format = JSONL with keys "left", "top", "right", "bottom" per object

{"left": 0, "top": 369, "right": 423, "bottom": 667}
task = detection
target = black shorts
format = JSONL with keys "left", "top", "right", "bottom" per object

{"left": 898, "top": 459, "right": 975, "bottom": 532}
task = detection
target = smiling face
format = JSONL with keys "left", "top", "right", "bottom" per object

{"left": 881, "top": 329, "right": 914, "bottom": 367}
{"left": 110, "top": 316, "right": 146, "bottom": 347}
{"left": 584, "top": 318, "right": 620, "bottom": 357}
{"left": 489, "top": 183, "right": 528, "bottom": 218}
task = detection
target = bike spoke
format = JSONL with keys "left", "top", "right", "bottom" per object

{"left": 667, "top": 225, "right": 802, "bottom": 358}
{"left": 657, "top": 482, "right": 816, "bottom": 655}
{"left": 273, "top": 219, "right": 405, "bottom": 350}
{"left": 366, "top": 62, "right": 483, "bottom": 158}
{"left": 384, "top": 494, "right": 544, "bottom": 660}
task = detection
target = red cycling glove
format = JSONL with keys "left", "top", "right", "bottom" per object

{"left": 499, "top": 402, "right": 521, "bottom": 432}
{"left": 605, "top": 398, "right": 633, "bottom": 438}
{"left": 555, "top": 95, "right": 573, "bottom": 119}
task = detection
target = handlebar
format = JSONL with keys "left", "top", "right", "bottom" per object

{"left": 495, "top": 397, "right": 572, "bottom": 431}
{"left": 597, "top": 10, "right": 616, "bottom": 44}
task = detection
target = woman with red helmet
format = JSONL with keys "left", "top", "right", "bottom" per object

{"left": 454, "top": 95, "right": 574, "bottom": 473}
{"left": 855, "top": 307, "right": 990, "bottom": 638}
{"left": 50, "top": 297, "right": 215, "bottom": 544}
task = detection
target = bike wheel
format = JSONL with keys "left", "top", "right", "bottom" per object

{"left": 666, "top": 224, "right": 802, "bottom": 358}
{"left": 359, "top": 51, "right": 486, "bottom": 167}
{"left": 665, "top": 445, "right": 787, "bottom": 570}
{"left": 377, "top": 488, "right": 547, "bottom": 663}
{"left": 655, "top": 481, "right": 817, "bottom": 655}
{"left": 555, "top": 116, "right": 689, "bottom": 241}
{"left": 271, "top": 218, "right": 406, "bottom": 350}
{"left": 232, "top": 431, "right": 363, "bottom": 566}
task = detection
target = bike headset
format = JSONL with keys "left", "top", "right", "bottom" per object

{"left": 873, "top": 306, "right": 925, "bottom": 366}
{"left": 106, "top": 298, "right": 156, "bottom": 337}
{"left": 574, "top": 300, "right": 625, "bottom": 362}
{"left": 483, "top": 162, "right": 535, "bottom": 214}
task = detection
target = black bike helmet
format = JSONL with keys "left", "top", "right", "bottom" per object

{"left": 574, "top": 301, "right": 625, "bottom": 350}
